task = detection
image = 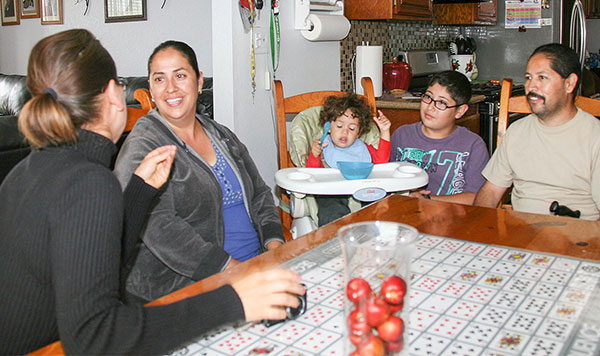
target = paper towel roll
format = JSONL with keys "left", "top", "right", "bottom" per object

{"left": 301, "top": 14, "right": 350, "bottom": 42}
{"left": 356, "top": 45, "right": 383, "bottom": 97}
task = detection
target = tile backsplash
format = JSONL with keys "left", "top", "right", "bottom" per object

{"left": 340, "top": 20, "right": 489, "bottom": 92}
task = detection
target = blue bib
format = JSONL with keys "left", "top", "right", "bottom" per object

{"left": 322, "top": 135, "right": 371, "bottom": 169}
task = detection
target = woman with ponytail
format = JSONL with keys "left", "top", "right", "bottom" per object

{"left": 0, "top": 29, "right": 304, "bottom": 355}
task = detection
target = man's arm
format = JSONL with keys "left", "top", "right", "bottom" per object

{"left": 473, "top": 181, "right": 508, "bottom": 208}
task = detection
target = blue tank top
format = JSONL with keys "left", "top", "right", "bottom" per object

{"left": 210, "top": 141, "right": 260, "bottom": 261}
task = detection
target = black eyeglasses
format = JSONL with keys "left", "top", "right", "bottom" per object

{"left": 421, "top": 94, "right": 462, "bottom": 111}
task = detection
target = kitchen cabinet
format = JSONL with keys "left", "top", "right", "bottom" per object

{"left": 434, "top": 0, "right": 497, "bottom": 25}
{"left": 584, "top": 0, "right": 600, "bottom": 18}
{"left": 344, "top": 0, "right": 432, "bottom": 21}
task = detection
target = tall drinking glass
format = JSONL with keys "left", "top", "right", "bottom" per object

{"left": 338, "top": 221, "right": 418, "bottom": 356}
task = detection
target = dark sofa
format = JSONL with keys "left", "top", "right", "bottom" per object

{"left": 0, "top": 73, "right": 214, "bottom": 184}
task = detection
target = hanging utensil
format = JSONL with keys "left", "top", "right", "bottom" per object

{"left": 320, "top": 122, "right": 331, "bottom": 145}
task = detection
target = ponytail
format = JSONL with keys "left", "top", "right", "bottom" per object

{"left": 18, "top": 92, "right": 76, "bottom": 149}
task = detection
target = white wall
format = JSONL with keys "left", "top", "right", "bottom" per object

{"left": 0, "top": 1, "right": 212, "bottom": 76}
{"left": 0, "top": 0, "right": 342, "bottom": 190}
{"left": 213, "top": 2, "right": 342, "bottom": 189}
{"left": 586, "top": 19, "right": 600, "bottom": 54}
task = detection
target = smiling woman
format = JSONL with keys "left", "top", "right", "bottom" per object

{"left": 113, "top": 40, "right": 286, "bottom": 303}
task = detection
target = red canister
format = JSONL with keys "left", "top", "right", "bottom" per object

{"left": 383, "top": 57, "right": 412, "bottom": 91}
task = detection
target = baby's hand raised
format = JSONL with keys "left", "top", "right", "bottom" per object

{"left": 373, "top": 110, "right": 391, "bottom": 140}
{"left": 311, "top": 139, "right": 326, "bottom": 158}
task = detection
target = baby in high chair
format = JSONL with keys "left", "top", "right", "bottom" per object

{"left": 305, "top": 93, "right": 391, "bottom": 225}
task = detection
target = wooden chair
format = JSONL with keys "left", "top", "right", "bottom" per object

{"left": 496, "top": 78, "right": 600, "bottom": 209}
{"left": 274, "top": 77, "right": 377, "bottom": 241}
{"left": 125, "top": 89, "right": 154, "bottom": 132}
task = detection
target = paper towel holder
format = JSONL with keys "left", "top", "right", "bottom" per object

{"left": 295, "top": 0, "right": 344, "bottom": 30}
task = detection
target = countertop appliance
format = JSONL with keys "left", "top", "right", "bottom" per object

{"left": 401, "top": 50, "right": 525, "bottom": 154}
{"left": 470, "top": 0, "right": 587, "bottom": 82}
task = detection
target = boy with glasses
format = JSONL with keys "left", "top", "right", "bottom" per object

{"left": 390, "top": 70, "right": 489, "bottom": 204}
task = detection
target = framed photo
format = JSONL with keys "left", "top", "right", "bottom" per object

{"left": 105, "top": 0, "right": 146, "bottom": 23}
{"left": 40, "top": 0, "right": 61, "bottom": 24}
{"left": 21, "top": 0, "right": 39, "bottom": 18}
{"left": 1, "top": 0, "right": 20, "bottom": 25}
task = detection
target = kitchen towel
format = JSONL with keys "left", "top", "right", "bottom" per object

{"left": 301, "top": 14, "right": 350, "bottom": 42}
{"left": 356, "top": 45, "right": 383, "bottom": 97}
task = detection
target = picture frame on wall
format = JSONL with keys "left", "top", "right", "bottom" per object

{"left": 105, "top": 0, "right": 146, "bottom": 23}
{"left": 1, "top": 0, "right": 20, "bottom": 25}
{"left": 41, "top": 0, "right": 62, "bottom": 25}
{"left": 21, "top": 0, "right": 40, "bottom": 19}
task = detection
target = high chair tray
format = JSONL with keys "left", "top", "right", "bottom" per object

{"left": 275, "top": 162, "right": 428, "bottom": 196}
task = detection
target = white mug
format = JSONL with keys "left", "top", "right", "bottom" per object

{"left": 450, "top": 54, "right": 475, "bottom": 81}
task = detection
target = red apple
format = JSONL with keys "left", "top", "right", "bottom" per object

{"left": 348, "top": 309, "right": 371, "bottom": 345}
{"left": 365, "top": 296, "right": 390, "bottom": 327}
{"left": 386, "top": 339, "right": 404, "bottom": 352}
{"left": 357, "top": 334, "right": 385, "bottom": 356}
{"left": 389, "top": 301, "right": 404, "bottom": 314}
{"left": 381, "top": 275, "right": 407, "bottom": 305}
{"left": 376, "top": 315, "right": 404, "bottom": 342}
{"left": 347, "top": 278, "right": 372, "bottom": 304}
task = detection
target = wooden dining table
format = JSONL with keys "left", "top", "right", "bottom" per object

{"left": 30, "top": 195, "right": 600, "bottom": 355}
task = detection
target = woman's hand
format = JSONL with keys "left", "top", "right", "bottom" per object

{"left": 409, "top": 189, "right": 432, "bottom": 200}
{"left": 134, "top": 145, "right": 177, "bottom": 189}
{"left": 373, "top": 110, "right": 392, "bottom": 141}
{"left": 266, "top": 241, "right": 283, "bottom": 250}
{"left": 232, "top": 269, "right": 304, "bottom": 322}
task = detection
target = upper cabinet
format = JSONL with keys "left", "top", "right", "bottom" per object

{"left": 434, "top": 0, "right": 497, "bottom": 25}
{"left": 345, "top": 0, "right": 433, "bottom": 21}
{"left": 583, "top": 0, "right": 600, "bottom": 18}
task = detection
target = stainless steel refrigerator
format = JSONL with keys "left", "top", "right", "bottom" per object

{"left": 473, "top": 0, "right": 586, "bottom": 82}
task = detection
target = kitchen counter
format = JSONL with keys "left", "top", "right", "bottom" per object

{"left": 375, "top": 94, "right": 486, "bottom": 136}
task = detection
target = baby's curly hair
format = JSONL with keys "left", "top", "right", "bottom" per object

{"left": 318, "top": 93, "right": 372, "bottom": 134}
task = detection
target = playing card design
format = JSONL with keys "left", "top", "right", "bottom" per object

{"left": 419, "top": 294, "right": 458, "bottom": 314}
{"left": 521, "top": 336, "right": 564, "bottom": 356}
{"left": 307, "top": 285, "right": 337, "bottom": 305}
{"left": 428, "top": 316, "right": 468, "bottom": 338}
{"left": 580, "top": 263, "right": 600, "bottom": 275}
{"left": 417, "top": 235, "right": 444, "bottom": 248}
{"left": 541, "top": 269, "right": 571, "bottom": 286}
{"left": 288, "top": 260, "right": 317, "bottom": 275}
{"left": 446, "top": 300, "right": 484, "bottom": 320}
{"left": 321, "top": 272, "right": 344, "bottom": 290}
{"left": 209, "top": 331, "right": 260, "bottom": 355}
{"left": 414, "top": 246, "right": 429, "bottom": 259}
{"left": 536, "top": 318, "right": 575, "bottom": 342}
{"left": 439, "top": 280, "right": 471, "bottom": 298}
{"left": 568, "top": 273, "right": 600, "bottom": 290}
{"left": 437, "top": 239, "right": 465, "bottom": 252}
{"left": 549, "top": 303, "right": 581, "bottom": 322}
{"left": 504, "top": 312, "right": 543, "bottom": 334}
{"left": 504, "top": 277, "right": 536, "bottom": 294}
{"left": 294, "top": 328, "right": 339, "bottom": 353}
{"left": 551, "top": 257, "right": 580, "bottom": 273}
{"left": 239, "top": 340, "right": 285, "bottom": 356}
{"left": 456, "top": 269, "right": 482, "bottom": 284}
{"left": 531, "top": 282, "right": 564, "bottom": 300}
{"left": 302, "top": 267, "right": 336, "bottom": 284}
{"left": 505, "top": 251, "right": 530, "bottom": 264}
{"left": 515, "top": 265, "right": 547, "bottom": 281}
{"left": 413, "top": 275, "right": 445, "bottom": 292}
{"left": 490, "top": 291, "right": 525, "bottom": 310}
{"left": 444, "top": 253, "right": 474, "bottom": 267}
{"left": 410, "top": 333, "right": 453, "bottom": 356}
{"left": 296, "top": 305, "right": 337, "bottom": 326}
{"left": 489, "top": 261, "right": 521, "bottom": 276}
{"left": 478, "top": 273, "right": 509, "bottom": 289}
{"left": 578, "top": 322, "right": 600, "bottom": 341}
{"left": 456, "top": 322, "right": 499, "bottom": 347}
{"left": 463, "top": 286, "right": 497, "bottom": 304}
{"left": 321, "top": 291, "right": 344, "bottom": 310}
{"left": 422, "top": 249, "right": 453, "bottom": 263}
{"left": 459, "top": 243, "right": 486, "bottom": 255}
{"left": 319, "top": 312, "right": 344, "bottom": 334}
{"left": 489, "top": 331, "right": 529, "bottom": 354}
{"left": 466, "top": 257, "right": 497, "bottom": 272}
{"left": 475, "top": 305, "right": 513, "bottom": 327}
{"left": 412, "top": 260, "right": 438, "bottom": 274}
{"left": 320, "top": 256, "right": 344, "bottom": 272}
{"left": 410, "top": 309, "right": 441, "bottom": 331}
{"left": 321, "top": 338, "right": 344, "bottom": 356}
{"left": 441, "top": 341, "right": 484, "bottom": 356}
{"left": 528, "top": 254, "right": 554, "bottom": 268}
{"left": 518, "top": 296, "right": 554, "bottom": 316}
{"left": 481, "top": 246, "right": 508, "bottom": 259}
{"left": 429, "top": 263, "right": 461, "bottom": 279}
{"left": 571, "top": 338, "right": 599, "bottom": 355}
{"left": 409, "top": 289, "right": 432, "bottom": 307}
{"left": 265, "top": 321, "right": 312, "bottom": 345}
